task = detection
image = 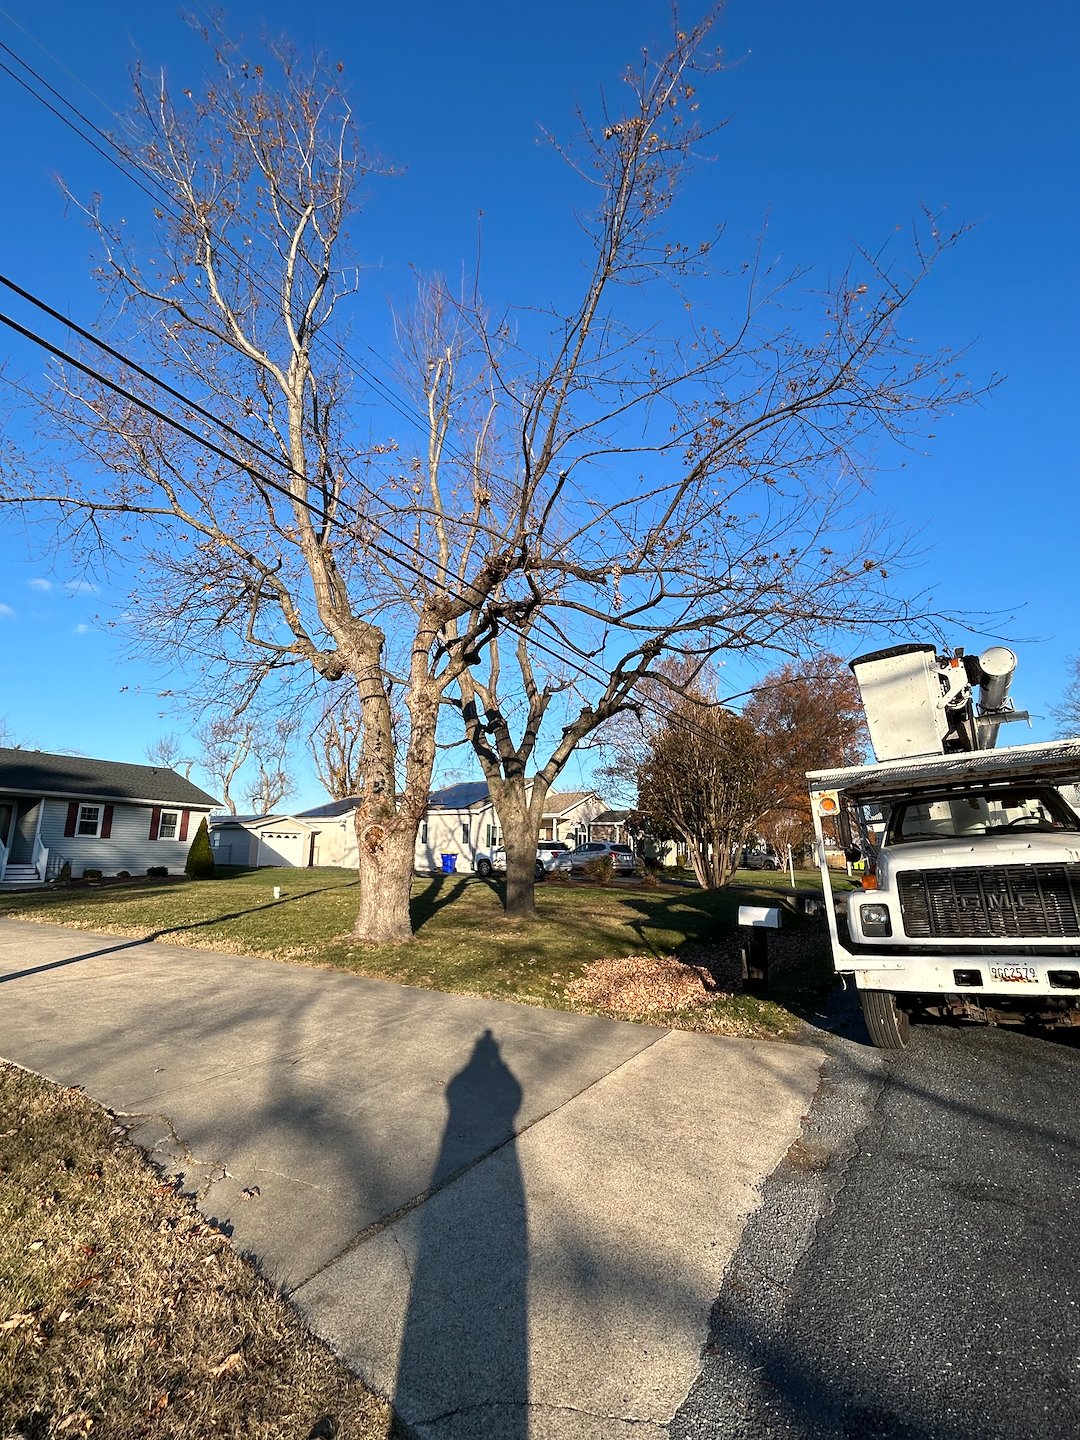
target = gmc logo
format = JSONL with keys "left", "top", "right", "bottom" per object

{"left": 955, "top": 892, "right": 1024, "bottom": 912}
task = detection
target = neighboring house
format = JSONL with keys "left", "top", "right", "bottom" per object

{"left": 212, "top": 781, "right": 615, "bottom": 873}
{"left": 0, "top": 748, "right": 218, "bottom": 887}
{"left": 539, "top": 791, "right": 608, "bottom": 847}
{"left": 208, "top": 814, "right": 319, "bottom": 869}
{"left": 588, "top": 808, "right": 633, "bottom": 845}
{"left": 420, "top": 784, "right": 609, "bottom": 871}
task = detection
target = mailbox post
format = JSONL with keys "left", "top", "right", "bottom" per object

{"left": 738, "top": 904, "right": 781, "bottom": 992}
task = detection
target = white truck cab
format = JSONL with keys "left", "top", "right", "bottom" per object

{"left": 809, "top": 738, "right": 1080, "bottom": 1048}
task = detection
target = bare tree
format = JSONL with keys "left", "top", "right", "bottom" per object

{"left": 0, "top": 36, "right": 500, "bottom": 941}
{"left": 309, "top": 693, "right": 365, "bottom": 800}
{"left": 399, "top": 19, "right": 987, "bottom": 918}
{"left": 0, "top": 718, "right": 30, "bottom": 750}
{"left": 1054, "top": 658, "right": 1080, "bottom": 738}
{"left": 195, "top": 716, "right": 256, "bottom": 816}
{"left": 144, "top": 733, "right": 195, "bottom": 778}
{"left": 0, "top": 12, "right": 985, "bottom": 938}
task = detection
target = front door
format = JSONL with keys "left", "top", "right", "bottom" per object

{"left": 10, "top": 799, "right": 40, "bottom": 863}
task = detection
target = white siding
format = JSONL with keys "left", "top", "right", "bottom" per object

{"left": 39, "top": 798, "right": 207, "bottom": 877}
{"left": 414, "top": 805, "right": 492, "bottom": 872}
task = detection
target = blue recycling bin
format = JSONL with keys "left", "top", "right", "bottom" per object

{"left": 440, "top": 853, "right": 457, "bottom": 874}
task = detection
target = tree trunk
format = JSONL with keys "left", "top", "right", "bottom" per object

{"left": 351, "top": 813, "right": 417, "bottom": 943}
{"left": 500, "top": 809, "right": 539, "bottom": 921}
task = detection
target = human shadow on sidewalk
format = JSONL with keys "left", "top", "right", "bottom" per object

{"left": 393, "top": 1028, "right": 529, "bottom": 1437}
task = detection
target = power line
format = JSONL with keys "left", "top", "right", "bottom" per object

{"left": 0, "top": 26, "right": 651, "bottom": 654}
{"left": 0, "top": 293, "right": 665, "bottom": 704}
{"left": 0, "top": 31, "right": 858, "bottom": 748}
{"left": 0, "top": 288, "right": 819, "bottom": 755}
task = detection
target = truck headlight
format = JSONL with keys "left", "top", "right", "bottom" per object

{"left": 859, "top": 903, "right": 892, "bottom": 937}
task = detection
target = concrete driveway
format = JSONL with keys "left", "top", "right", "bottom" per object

{"left": 0, "top": 918, "right": 824, "bottom": 1438}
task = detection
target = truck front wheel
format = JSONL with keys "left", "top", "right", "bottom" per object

{"left": 860, "top": 989, "right": 911, "bottom": 1050}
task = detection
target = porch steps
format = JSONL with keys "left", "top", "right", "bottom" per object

{"left": 0, "top": 864, "right": 45, "bottom": 890}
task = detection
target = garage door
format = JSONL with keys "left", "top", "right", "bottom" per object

{"left": 256, "top": 830, "right": 307, "bottom": 868}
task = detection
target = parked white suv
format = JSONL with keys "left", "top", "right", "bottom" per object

{"left": 473, "top": 841, "right": 570, "bottom": 879}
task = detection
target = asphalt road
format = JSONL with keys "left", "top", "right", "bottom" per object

{"left": 673, "top": 1001, "right": 1080, "bottom": 1440}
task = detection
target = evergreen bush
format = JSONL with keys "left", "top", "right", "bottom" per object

{"left": 184, "top": 817, "right": 215, "bottom": 880}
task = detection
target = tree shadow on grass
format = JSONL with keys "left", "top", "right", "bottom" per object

{"left": 409, "top": 875, "right": 470, "bottom": 931}
{"left": 0, "top": 884, "right": 354, "bottom": 985}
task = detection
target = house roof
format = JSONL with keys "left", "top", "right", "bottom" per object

{"left": 427, "top": 781, "right": 490, "bottom": 810}
{"left": 591, "top": 809, "right": 630, "bottom": 824}
{"left": 0, "top": 748, "right": 218, "bottom": 808}
{"left": 293, "top": 780, "right": 607, "bottom": 819}
{"left": 543, "top": 790, "right": 597, "bottom": 816}
{"left": 295, "top": 795, "right": 364, "bottom": 821}
{"left": 209, "top": 813, "right": 292, "bottom": 829}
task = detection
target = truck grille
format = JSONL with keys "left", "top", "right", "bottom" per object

{"left": 898, "top": 865, "right": 1080, "bottom": 939}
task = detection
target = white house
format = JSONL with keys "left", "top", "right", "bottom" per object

{"left": 209, "top": 781, "right": 614, "bottom": 873}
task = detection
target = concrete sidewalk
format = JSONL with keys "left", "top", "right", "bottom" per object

{"left": 0, "top": 919, "right": 824, "bottom": 1437}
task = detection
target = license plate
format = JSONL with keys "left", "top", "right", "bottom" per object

{"left": 989, "top": 964, "right": 1037, "bottom": 983}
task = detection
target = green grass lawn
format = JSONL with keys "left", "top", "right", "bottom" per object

{"left": 0, "top": 866, "right": 850, "bottom": 1040}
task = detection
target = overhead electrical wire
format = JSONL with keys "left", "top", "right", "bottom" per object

{"left": 0, "top": 27, "right": 843, "bottom": 748}
{"left": 0, "top": 27, "right": 679, "bottom": 698}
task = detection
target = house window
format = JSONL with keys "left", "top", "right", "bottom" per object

{"left": 421, "top": 821, "right": 429, "bottom": 845}
{"left": 76, "top": 804, "right": 102, "bottom": 837}
{"left": 158, "top": 810, "right": 180, "bottom": 841}
{"left": 462, "top": 822, "right": 471, "bottom": 846}
{"left": 486, "top": 823, "right": 500, "bottom": 848}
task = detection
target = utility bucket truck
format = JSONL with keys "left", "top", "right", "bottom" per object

{"left": 808, "top": 644, "right": 1080, "bottom": 1049}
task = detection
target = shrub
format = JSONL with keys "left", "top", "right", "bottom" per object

{"left": 58, "top": 860, "right": 71, "bottom": 881}
{"left": 184, "top": 817, "right": 215, "bottom": 880}
{"left": 82, "top": 868, "right": 103, "bottom": 881}
{"left": 115, "top": 870, "right": 131, "bottom": 880}
{"left": 146, "top": 866, "right": 169, "bottom": 879}
{"left": 584, "top": 855, "right": 615, "bottom": 886}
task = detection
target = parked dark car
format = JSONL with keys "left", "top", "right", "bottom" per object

{"left": 741, "top": 847, "right": 780, "bottom": 871}
{"left": 550, "top": 841, "right": 638, "bottom": 875}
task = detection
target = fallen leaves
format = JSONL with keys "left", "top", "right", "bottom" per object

{"left": 565, "top": 954, "right": 717, "bottom": 1015}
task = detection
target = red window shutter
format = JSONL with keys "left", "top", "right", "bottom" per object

{"left": 179, "top": 810, "right": 190, "bottom": 842}
{"left": 64, "top": 802, "right": 78, "bottom": 838}
{"left": 101, "top": 804, "right": 114, "bottom": 839}
{"left": 149, "top": 806, "right": 161, "bottom": 841}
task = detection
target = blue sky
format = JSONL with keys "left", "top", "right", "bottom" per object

{"left": 0, "top": 1, "right": 1076, "bottom": 807}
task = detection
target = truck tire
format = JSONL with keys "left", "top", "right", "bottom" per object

{"left": 860, "top": 988, "right": 911, "bottom": 1050}
{"left": 475, "top": 858, "right": 493, "bottom": 878}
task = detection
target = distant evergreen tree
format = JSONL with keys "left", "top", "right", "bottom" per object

{"left": 185, "top": 817, "right": 215, "bottom": 880}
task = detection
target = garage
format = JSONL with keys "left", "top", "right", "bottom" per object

{"left": 255, "top": 827, "right": 311, "bottom": 868}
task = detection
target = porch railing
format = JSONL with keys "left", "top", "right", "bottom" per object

{"left": 32, "top": 838, "right": 49, "bottom": 881}
{"left": 0, "top": 837, "right": 6, "bottom": 882}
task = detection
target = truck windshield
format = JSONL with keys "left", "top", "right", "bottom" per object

{"left": 887, "top": 786, "right": 1080, "bottom": 844}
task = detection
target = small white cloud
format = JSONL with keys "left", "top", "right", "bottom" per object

{"left": 27, "top": 578, "right": 53, "bottom": 592}
{"left": 0, "top": 603, "right": 14, "bottom": 619}
{"left": 73, "top": 622, "right": 93, "bottom": 635}
{"left": 64, "top": 580, "right": 99, "bottom": 595}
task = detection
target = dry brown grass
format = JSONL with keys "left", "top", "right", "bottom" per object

{"left": 0, "top": 1062, "right": 391, "bottom": 1440}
